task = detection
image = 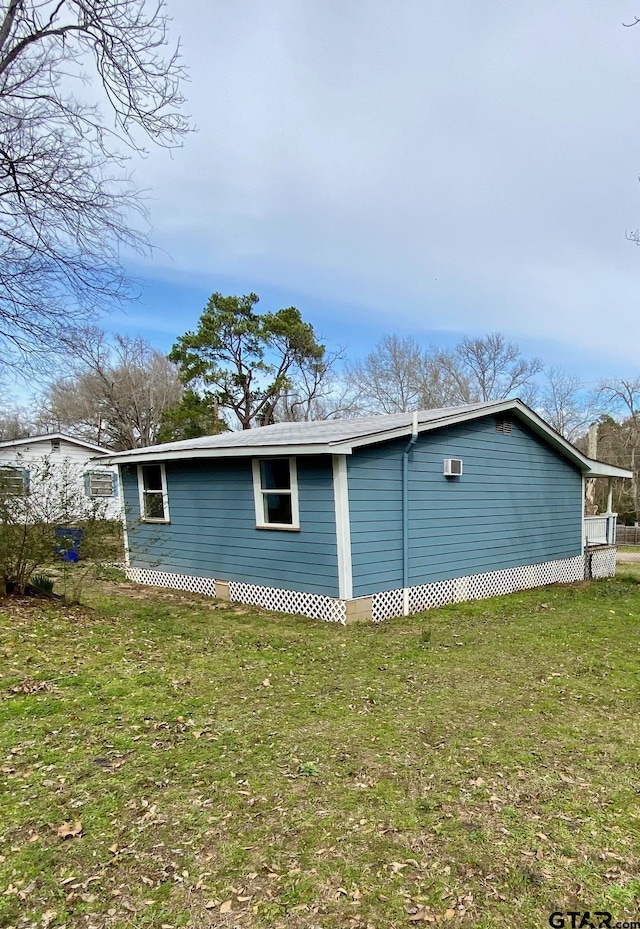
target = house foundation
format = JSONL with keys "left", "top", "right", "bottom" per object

{"left": 124, "top": 548, "right": 617, "bottom": 625}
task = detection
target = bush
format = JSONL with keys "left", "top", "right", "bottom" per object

{"left": 31, "top": 574, "right": 55, "bottom": 594}
{"left": 0, "top": 455, "right": 121, "bottom": 602}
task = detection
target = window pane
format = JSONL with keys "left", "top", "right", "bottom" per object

{"left": 89, "top": 473, "right": 114, "bottom": 497}
{"left": 0, "top": 468, "right": 24, "bottom": 495}
{"left": 263, "top": 493, "right": 292, "bottom": 525}
{"left": 143, "top": 464, "right": 163, "bottom": 491}
{"left": 144, "top": 491, "right": 165, "bottom": 520}
{"left": 260, "top": 459, "right": 291, "bottom": 490}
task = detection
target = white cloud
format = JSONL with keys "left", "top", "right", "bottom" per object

{"left": 134, "top": 0, "right": 640, "bottom": 374}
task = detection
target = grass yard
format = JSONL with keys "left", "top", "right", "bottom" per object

{"left": 2, "top": 570, "right": 640, "bottom": 929}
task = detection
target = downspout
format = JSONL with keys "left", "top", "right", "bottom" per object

{"left": 402, "top": 411, "right": 419, "bottom": 616}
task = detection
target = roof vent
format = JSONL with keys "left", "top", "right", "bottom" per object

{"left": 495, "top": 417, "right": 512, "bottom": 435}
{"left": 51, "top": 437, "right": 61, "bottom": 451}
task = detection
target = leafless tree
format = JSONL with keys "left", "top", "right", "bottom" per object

{"left": 536, "top": 367, "right": 600, "bottom": 442}
{"left": 0, "top": 0, "right": 190, "bottom": 375}
{"left": 597, "top": 376, "right": 640, "bottom": 522}
{"left": 0, "top": 403, "right": 33, "bottom": 439}
{"left": 345, "top": 332, "right": 542, "bottom": 415}
{"left": 274, "top": 347, "right": 363, "bottom": 421}
{"left": 438, "top": 333, "right": 543, "bottom": 404}
{"left": 38, "top": 328, "right": 183, "bottom": 449}
{"left": 346, "top": 335, "right": 436, "bottom": 414}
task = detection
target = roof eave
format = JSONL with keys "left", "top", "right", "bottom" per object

{"left": 583, "top": 462, "right": 633, "bottom": 479}
{"left": 96, "top": 442, "right": 349, "bottom": 465}
{"left": 0, "top": 433, "right": 113, "bottom": 454}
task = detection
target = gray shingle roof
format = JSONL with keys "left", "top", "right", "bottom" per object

{"left": 178, "top": 401, "right": 496, "bottom": 449}
{"left": 96, "top": 399, "right": 632, "bottom": 479}
{"left": 105, "top": 401, "right": 500, "bottom": 457}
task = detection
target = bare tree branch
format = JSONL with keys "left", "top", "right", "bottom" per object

{"left": 0, "top": 0, "right": 191, "bottom": 375}
{"left": 37, "top": 327, "right": 183, "bottom": 449}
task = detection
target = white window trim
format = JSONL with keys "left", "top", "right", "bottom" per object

{"left": 252, "top": 457, "right": 300, "bottom": 530}
{"left": 137, "top": 463, "right": 170, "bottom": 523}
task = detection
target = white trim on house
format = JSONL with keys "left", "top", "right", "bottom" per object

{"left": 581, "top": 474, "right": 586, "bottom": 551}
{"left": 119, "top": 469, "right": 131, "bottom": 568}
{"left": 137, "top": 462, "right": 170, "bottom": 523}
{"left": 252, "top": 457, "right": 300, "bottom": 530}
{"left": 106, "top": 443, "right": 341, "bottom": 463}
{"left": 332, "top": 454, "right": 353, "bottom": 600}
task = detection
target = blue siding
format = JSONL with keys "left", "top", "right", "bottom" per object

{"left": 348, "top": 415, "right": 583, "bottom": 597}
{"left": 121, "top": 456, "right": 339, "bottom": 596}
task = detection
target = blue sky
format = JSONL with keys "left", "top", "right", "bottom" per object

{"left": 92, "top": 1, "right": 640, "bottom": 386}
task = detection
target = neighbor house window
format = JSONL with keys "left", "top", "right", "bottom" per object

{"left": 85, "top": 470, "right": 116, "bottom": 498}
{"left": 137, "top": 463, "right": 169, "bottom": 522}
{"left": 0, "top": 466, "right": 28, "bottom": 495}
{"left": 252, "top": 458, "right": 299, "bottom": 529}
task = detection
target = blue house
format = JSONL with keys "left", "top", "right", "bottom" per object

{"left": 101, "top": 400, "right": 631, "bottom": 623}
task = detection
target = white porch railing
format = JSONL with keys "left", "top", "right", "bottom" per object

{"left": 584, "top": 514, "right": 617, "bottom": 546}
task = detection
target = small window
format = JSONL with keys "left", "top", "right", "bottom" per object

{"left": 252, "top": 458, "right": 299, "bottom": 529}
{"left": 0, "top": 466, "right": 28, "bottom": 495}
{"left": 137, "top": 463, "right": 169, "bottom": 522}
{"left": 86, "top": 471, "right": 116, "bottom": 497}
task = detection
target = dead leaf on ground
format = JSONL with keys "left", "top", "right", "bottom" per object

{"left": 8, "top": 679, "right": 57, "bottom": 695}
{"left": 220, "top": 899, "right": 232, "bottom": 913}
{"left": 408, "top": 906, "right": 435, "bottom": 922}
{"left": 56, "top": 821, "right": 83, "bottom": 839}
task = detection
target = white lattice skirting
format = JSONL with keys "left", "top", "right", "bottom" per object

{"left": 123, "top": 567, "right": 346, "bottom": 623}
{"left": 228, "top": 581, "right": 346, "bottom": 623}
{"left": 586, "top": 546, "right": 617, "bottom": 579}
{"left": 371, "top": 554, "right": 589, "bottom": 622}
{"left": 125, "top": 567, "right": 218, "bottom": 597}
{"left": 125, "top": 550, "right": 616, "bottom": 624}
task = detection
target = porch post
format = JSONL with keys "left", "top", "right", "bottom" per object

{"left": 606, "top": 478, "right": 614, "bottom": 545}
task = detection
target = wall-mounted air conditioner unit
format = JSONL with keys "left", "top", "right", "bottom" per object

{"left": 444, "top": 458, "right": 463, "bottom": 477}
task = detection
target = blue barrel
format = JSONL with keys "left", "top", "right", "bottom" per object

{"left": 55, "top": 528, "right": 84, "bottom": 562}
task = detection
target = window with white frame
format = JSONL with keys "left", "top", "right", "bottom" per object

{"left": 252, "top": 457, "right": 299, "bottom": 529}
{"left": 86, "top": 470, "right": 116, "bottom": 497}
{"left": 0, "top": 466, "right": 28, "bottom": 495}
{"left": 137, "top": 463, "right": 169, "bottom": 522}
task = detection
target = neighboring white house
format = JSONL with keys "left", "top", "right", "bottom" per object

{"left": 0, "top": 433, "right": 120, "bottom": 520}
